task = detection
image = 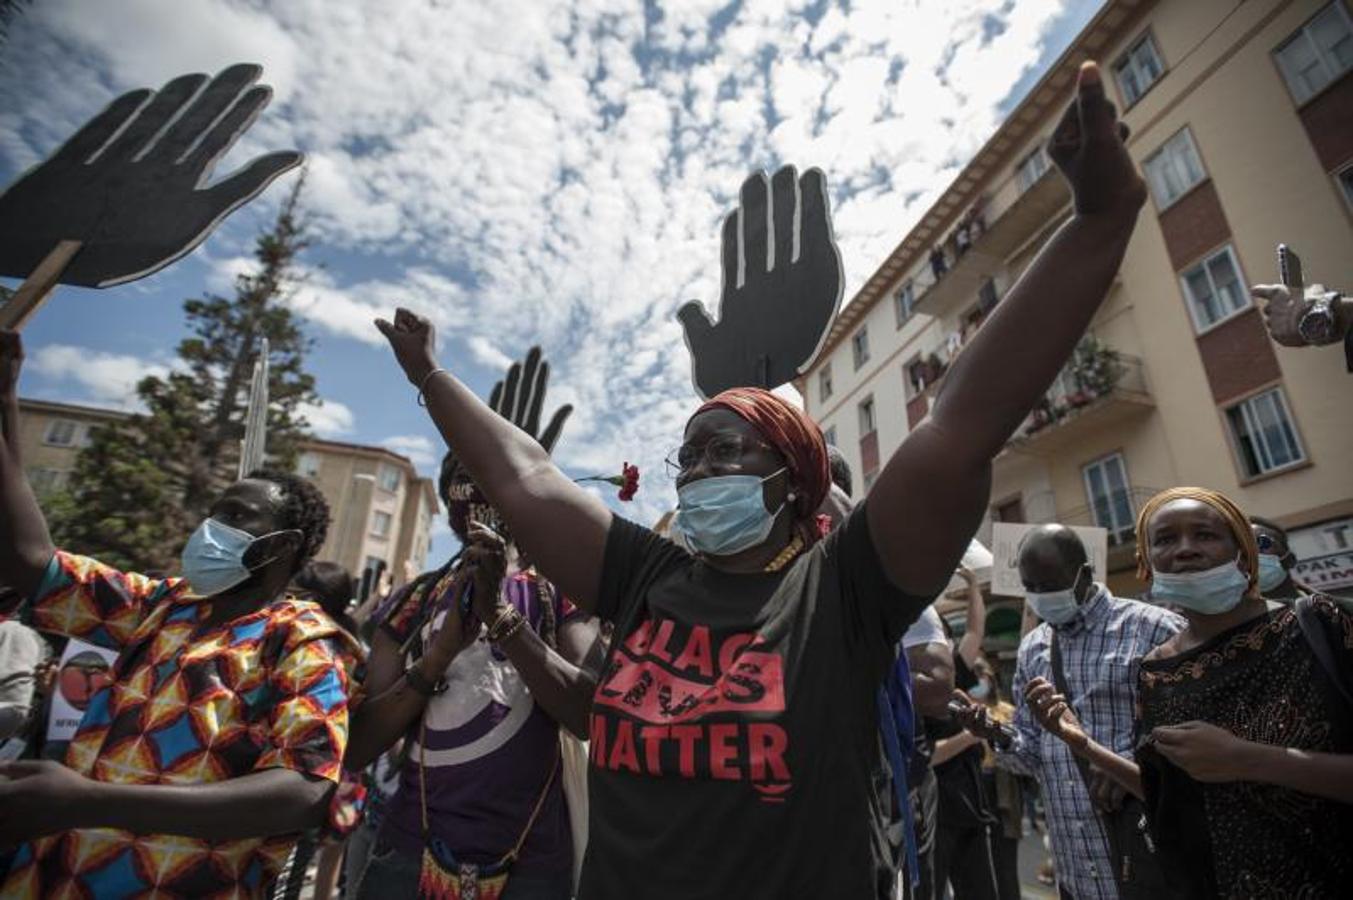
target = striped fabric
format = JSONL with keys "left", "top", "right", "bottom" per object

{"left": 996, "top": 586, "right": 1183, "bottom": 900}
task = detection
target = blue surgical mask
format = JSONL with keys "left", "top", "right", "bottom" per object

{"left": 1026, "top": 568, "right": 1086, "bottom": 626}
{"left": 180, "top": 518, "right": 272, "bottom": 596}
{"left": 672, "top": 468, "right": 787, "bottom": 557}
{"left": 1150, "top": 557, "right": 1250, "bottom": 615}
{"left": 1256, "top": 553, "right": 1288, "bottom": 593}
{"left": 969, "top": 681, "right": 991, "bottom": 701}
{"left": 1026, "top": 588, "right": 1080, "bottom": 625}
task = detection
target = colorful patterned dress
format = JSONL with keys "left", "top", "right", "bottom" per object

{"left": 2, "top": 551, "right": 357, "bottom": 899}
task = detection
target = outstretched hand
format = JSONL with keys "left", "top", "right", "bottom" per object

{"left": 0, "top": 64, "right": 301, "bottom": 288}
{"left": 679, "top": 166, "right": 842, "bottom": 397}
{"left": 1047, "top": 61, "right": 1146, "bottom": 218}
{"left": 488, "top": 346, "right": 573, "bottom": 454}
{"left": 1025, "top": 677, "right": 1089, "bottom": 752}
{"left": 375, "top": 307, "right": 438, "bottom": 386}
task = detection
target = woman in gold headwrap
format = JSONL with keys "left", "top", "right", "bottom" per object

{"left": 1024, "top": 486, "right": 1353, "bottom": 897}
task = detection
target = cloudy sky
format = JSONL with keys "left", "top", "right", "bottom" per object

{"left": 0, "top": 0, "right": 1102, "bottom": 559}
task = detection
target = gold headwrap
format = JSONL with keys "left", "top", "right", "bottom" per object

{"left": 1134, "top": 486, "right": 1259, "bottom": 593}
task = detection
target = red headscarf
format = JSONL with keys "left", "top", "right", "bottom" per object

{"left": 693, "top": 387, "right": 831, "bottom": 530}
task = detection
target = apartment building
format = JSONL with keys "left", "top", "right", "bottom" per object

{"left": 801, "top": 0, "right": 1353, "bottom": 600}
{"left": 15, "top": 397, "right": 438, "bottom": 584}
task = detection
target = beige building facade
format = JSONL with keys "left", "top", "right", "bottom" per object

{"left": 802, "top": 0, "right": 1353, "bottom": 601}
{"left": 15, "top": 398, "right": 438, "bottom": 584}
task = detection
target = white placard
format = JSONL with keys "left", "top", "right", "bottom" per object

{"left": 990, "top": 522, "right": 1109, "bottom": 597}
{"left": 943, "top": 539, "right": 994, "bottom": 593}
{"left": 45, "top": 637, "right": 118, "bottom": 744}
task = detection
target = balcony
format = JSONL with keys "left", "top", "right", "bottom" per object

{"left": 1004, "top": 341, "right": 1154, "bottom": 456}
{"left": 911, "top": 168, "right": 1071, "bottom": 322}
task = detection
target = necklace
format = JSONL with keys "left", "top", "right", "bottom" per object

{"left": 763, "top": 534, "right": 805, "bottom": 573}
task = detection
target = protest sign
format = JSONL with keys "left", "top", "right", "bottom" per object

{"left": 679, "top": 166, "right": 843, "bottom": 397}
{"left": 990, "top": 522, "right": 1109, "bottom": 597}
{"left": 0, "top": 64, "right": 300, "bottom": 330}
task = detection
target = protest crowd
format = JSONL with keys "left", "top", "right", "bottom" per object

{"left": 1, "top": 6, "right": 1352, "bottom": 900}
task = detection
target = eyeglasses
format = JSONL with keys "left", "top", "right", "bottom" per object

{"left": 664, "top": 434, "right": 777, "bottom": 479}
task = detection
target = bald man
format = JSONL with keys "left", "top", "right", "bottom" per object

{"left": 960, "top": 525, "right": 1182, "bottom": 900}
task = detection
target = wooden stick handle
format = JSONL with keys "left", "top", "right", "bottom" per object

{"left": 0, "top": 240, "right": 83, "bottom": 331}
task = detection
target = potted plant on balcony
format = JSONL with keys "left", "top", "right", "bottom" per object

{"left": 1070, "top": 335, "right": 1123, "bottom": 400}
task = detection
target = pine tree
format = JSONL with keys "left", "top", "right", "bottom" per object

{"left": 47, "top": 175, "right": 318, "bottom": 572}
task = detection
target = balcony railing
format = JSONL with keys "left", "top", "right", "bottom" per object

{"left": 1005, "top": 341, "right": 1153, "bottom": 453}
{"left": 910, "top": 167, "right": 1071, "bottom": 322}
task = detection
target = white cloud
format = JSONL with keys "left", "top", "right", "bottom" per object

{"left": 465, "top": 337, "right": 514, "bottom": 373}
{"left": 297, "top": 398, "right": 355, "bottom": 437}
{"left": 27, "top": 345, "right": 170, "bottom": 408}
{"left": 380, "top": 434, "right": 439, "bottom": 468}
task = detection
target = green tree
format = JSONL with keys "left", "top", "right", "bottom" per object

{"left": 47, "top": 175, "right": 318, "bottom": 572}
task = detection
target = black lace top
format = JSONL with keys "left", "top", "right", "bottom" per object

{"left": 1135, "top": 596, "right": 1353, "bottom": 898}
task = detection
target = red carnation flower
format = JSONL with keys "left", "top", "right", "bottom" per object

{"left": 576, "top": 462, "right": 641, "bottom": 502}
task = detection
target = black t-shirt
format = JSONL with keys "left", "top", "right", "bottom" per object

{"left": 582, "top": 503, "right": 929, "bottom": 900}
{"left": 925, "top": 656, "right": 993, "bottom": 829}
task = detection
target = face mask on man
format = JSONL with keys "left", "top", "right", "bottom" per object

{"left": 180, "top": 518, "right": 292, "bottom": 596}
{"left": 672, "top": 468, "right": 787, "bottom": 557}
{"left": 1025, "top": 567, "right": 1087, "bottom": 626}
{"left": 1150, "top": 556, "right": 1250, "bottom": 615}
{"left": 969, "top": 680, "right": 992, "bottom": 701}
{"left": 1256, "top": 553, "right": 1289, "bottom": 593}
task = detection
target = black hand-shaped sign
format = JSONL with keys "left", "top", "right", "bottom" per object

{"left": 678, "top": 166, "right": 843, "bottom": 399}
{"left": 488, "top": 346, "right": 573, "bottom": 455}
{"left": 0, "top": 63, "right": 301, "bottom": 287}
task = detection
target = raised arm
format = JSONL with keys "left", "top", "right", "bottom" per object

{"left": 955, "top": 566, "right": 986, "bottom": 668}
{"left": 867, "top": 62, "right": 1146, "bottom": 595}
{"left": 0, "top": 330, "right": 57, "bottom": 596}
{"left": 375, "top": 312, "right": 612, "bottom": 612}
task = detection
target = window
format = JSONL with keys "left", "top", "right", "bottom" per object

{"left": 1142, "top": 129, "right": 1206, "bottom": 208}
{"left": 851, "top": 327, "right": 870, "bottom": 369}
{"left": 1082, "top": 453, "right": 1136, "bottom": 545}
{"left": 1274, "top": 2, "right": 1353, "bottom": 104}
{"left": 895, "top": 280, "right": 915, "bottom": 326}
{"left": 905, "top": 356, "right": 927, "bottom": 399}
{"left": 1226, "top": 387, "right": 1306, "bottom": 477}
{"left": 858, "top": 396, "right": 876, "bottom": 436}
{"left": 1113, "top": 34, "right": 1164, "bottom": 105}
{"left": 994, "top": 496, "right": 1025, "bottom": 524}
{"left": 27, "top": 468, "right": 67, "bottom": 494}
{"left": 297, "top": 451, "right": 321, "bottom": 479}
{"left": 378, "top": 463, "right": 401, "bottom": 492}
{"left": 819, "top": 365, "right": 833, "bottom": 402}
{"left": 370, "top": 510, "right": 393, "bottom": 538}
{"left": 823, "top": 426, "right": 837, "bottom": 448}
{"left": 1015, "top": 147, "right": 1049, "bottom": 193}
{"left": 43, "top": 419, "right": 79, "bottom": 447}
{"left": 1338, "top": 164, "right": 1353, "bottom": 211}
{"left": 1180, "top": 245, "right": 1249, "bottom": 331}
{"left": 977, "top": 278, "right": 999, "bottom": 314}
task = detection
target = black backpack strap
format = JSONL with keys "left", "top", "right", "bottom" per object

{"left": 1049, "top": 631, "right": 1096, "bottom": 789}
{"left": 1295, "top": 596, "right": 1353, "bottom": 714}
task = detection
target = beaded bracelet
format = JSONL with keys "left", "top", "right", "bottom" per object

{"left": 487, "top": 606, "right": 526, "bottom": 644}
{"left": 416, "top": 367, "right": 448, "bottom": 407}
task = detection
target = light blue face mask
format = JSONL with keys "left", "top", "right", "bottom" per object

{"left": 1150, "top": 557, "right": 1250, "bottom": 615}
{"left": 1256, "top": 553, "right": 1289, "bottom": 593}
{"left": 1025, "top": 567, "right": 1086, "bottom": 626}
{"left": 672, "top": 468, "right": 787, "bottom": 557}
{"left": 180, "top": 517, "right": 280, "bottom": 596}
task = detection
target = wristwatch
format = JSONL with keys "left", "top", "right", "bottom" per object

{"left": 1297, "top": 293, "right": 1341, "bottom": 345}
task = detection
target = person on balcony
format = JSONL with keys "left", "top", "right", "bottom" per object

{"left": 930, "top": 245, "right": 948, "bottom": 280}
